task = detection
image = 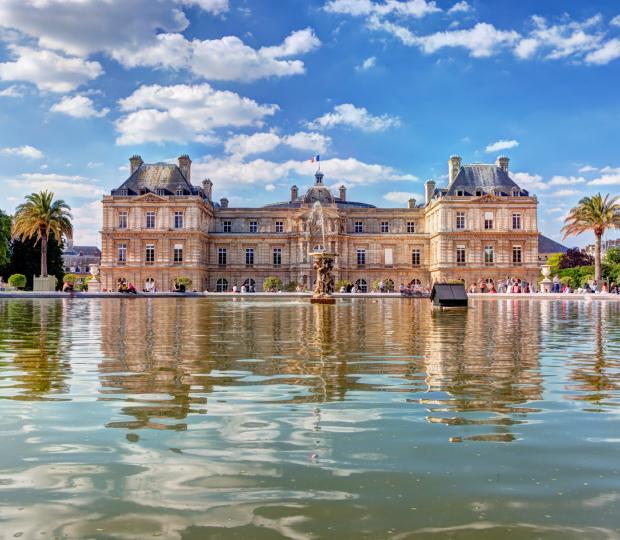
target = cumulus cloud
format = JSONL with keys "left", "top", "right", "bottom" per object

{"left": 51, "top": 95, "right": 109, "bottom": 118}
{"left": 553, "top": 188, "right": 582, "bottom": 197}
{"left": 356, "top": 56, "right": 377, "bottom": 70}
{"left": 116, "top": 28, "right": 320, "bottom": 82}
{"left": 611, "top": 15, "right": 620, "bottom": 27}
{"left": 324, "top": 0, "right": 441, "bottom": 18}
{"left": 585, "top": 39, "right": 620, "bottom": 65}
{"left": 6, "top": 173, "right": 105, "bottom": 199}
{"left": 0, "top": 84, "right": 26, "bottom": 97}
{"left": 0, "top": 145, "right": 44, "bottom": 159}
{"left": 382, "top": 191, "right": 423, "bottom": 204}
{"left": 115, "top": 83, "right": 278, "bottom": 145}
{"left": 192, "top": 155, "right": 416, "bottom": 189}
{"left": 175, "top": 0, "right": 229, "bottom": 15}
{"left": 588, "top": 168, "right": 620, "bottom": 186}
{"left": 578, "top": 165, "right": 598, "bottom": 173}
{"left": 447, "top": 1, "right": 472, "bottom": 15}
{"left": 0, "top": 46, "right": 103, "bottom": 92}
{"left": 485, "top": 139, "right": 519, "bottom": 153}
{"left": 223, "top": 131, "right": 331, "bottom": 159}
{"left": 308, "top": 103, "right": 400, "bottom": 132}
{"left": 510, "top": 171, "right": 547, "bottom": 191}
{"left": 548, "top": 175, "right": 586, "bottom": 186}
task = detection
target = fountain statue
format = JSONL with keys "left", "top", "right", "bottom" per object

{"left": 307, "top": 201, "right": 337, "bottom": 304}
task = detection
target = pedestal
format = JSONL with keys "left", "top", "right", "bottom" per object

{"left": 33, "top": 275, "right": 57, "bottom": 292}
{"left": 87, "top": 279, "right": 101, "bottom": 293}
{"left": 311, "top": 297, "right": 336, "bottom": 304}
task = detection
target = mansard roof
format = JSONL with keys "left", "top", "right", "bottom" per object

{"left": 261, "top": 197, "right": 376, "bottom": 209}
{"left": 447, "top": 164, "right": 528, "bottom": 196}
{"left": 538, "top": 234, "right": 568, "bottom": 254}
{"left": 111, "top": 163, "right": 197, "bottom": 196}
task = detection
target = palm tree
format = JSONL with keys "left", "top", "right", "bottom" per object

{"left": 562, "top": 193, "right": 620, "bottom": 282}
{"left": 12, "top": 191, "right": 72, "bottom": 278}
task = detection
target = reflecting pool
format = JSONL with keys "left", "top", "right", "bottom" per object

{"left": 0, "top": 297, "right": 619, "bottom": 539}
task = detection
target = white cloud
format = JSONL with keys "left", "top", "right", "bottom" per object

{"left": 265, "top": 183, "right": 276, "bottom": 192}
{"left": 192, "top": 155, "right": 416, "bottom": 189}
{"left": 578, "top": 165, "right": 598, "bottom": 173}
{"left": 0, "top": 46, "right": 103, "bottom": 92}
{"left": 51, "top": 95, "right": 109, "bottom": 118}
{"left": 175, "top": 0, "right": 229, "bottom": 15}
{"left": 611, "top": 15, "right": 620, "bottom": 27}
{"left": 71, "top": 200, "right": 103, "bottom": 245}
{"left": 7, "top": 173, "right": 105, "bottom": 199}
{"left": 447, "top": 1, "right": 471, "bottom": 15}
{"left": 553, "top": 188, "right": 582, "bottom": 197}
{"left": 585, "top": 39, "right": 620, "bottom": 65}
{"left": 308, "top": 103, "right": 400, "bottom": 132}
{"left": 548, "top": 175, "right": 585, "bottom": 186}
{"left": 87, "top": 161, "right": 103, "bottom": 168}
{"left": 546, "top": 207, "right": 565, "bottom": 214}
{"left": 356, "top": 56, "right": 376, "bottom": 70}
{"left": 324, "top": 0, "right": 441, "bottom": 18}
{"left": 485, "top": 139, "right": 519, "bottom": 153}
{"left": 0, "top": 145, "right": 44, "bottom": 159}
{"left": 224, "top": 131, "right": 330, "bottom": 159}
{"left": 0, "top": 84, "right": 25, "bottom": 97}
{"left": 588, "top": 171, "right": 620, "bottom": 186}
{"left": 0, "top": 0, "right": 190, "bottom": 57}
{"left": 382, "top": 191, "right": 423, "bottom": 204}
{"left": 283, "top": 132, "right": 331, "bottom": 153}
{"left": 510, "top": 171, "right": 547, "bottom": 191}
{"left": 117, "top": 28, "right": 320, "bottom": 82}
{"left": 115, "top": 83, "right": 278, "bottom": 145}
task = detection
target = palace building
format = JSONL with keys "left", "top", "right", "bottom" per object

{"left": 100, "top": 154, "right": 541, "bottom": 292}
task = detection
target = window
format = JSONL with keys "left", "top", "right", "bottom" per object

{"left": 512, "top": 245, "right": 522, "bottom": 265}
{"left": 218, "top": 248, "right": 227, "bottom": 266}
{"left": 456, "top": 190, "right": 465, "bottom": 196}
{"left": 475, "top": 190, "right": 483, "bottom": 197}
{"left": 216, "top": 278, "right": 228, "bottom": 292}
{"left": 174, "top": 211, "right": 183, "bottom": 229}
{"left": 512, "top": 213, "right": 521, "bottom": 230}
{"left": 512, "top": 189, "right": 520, "bottom": 197}
{"left": 145, "top": 244, "right": 155, "bottom": 264}
{"left": 456, "top": 246, "right": 466, "bottom": 266}
{"left": 223, "top": 220, "right": 232, "bottom": 233}
{"left": 243, "top": 278, "right": 256, "bottom": 290}
{"left": 484, "top": 211, "right": 494, "bottom": 230}
{"left": 273, "top": 247, "right": 282, "bottom": 266}
{"left": 119, "top": 188, "right": 128, "bottom": 196}
{"left": 156, "top": 189, "right": 166, "bottom": 196}
{"left": 275, "top": 221, "right": 284, "bottom": 233}
{"left": 355, "top": 279, "right": 368, "bottom": 293}
{"left": 249, "top": 220, "right": 258, "bottom": 233}
{"left": 484, "top": 245, "right": 494, "bottom": 265}
{"left": 118, "top": 211, "right": 128, "bottom": 229}
{"left": 412, "top": 249, "right": 421, "bottom": 266}
{"left": 176, "top": 188, "right": 184, "bottom": 196}
{"left": 354, "top": 221, "right": 363, "bottom": 233}
{"left": 456, "top": 212, "right": 465, "bottom": 230}
{"left": 245, "top": 248, "right": 254, "bottom": 266}
{"left": 173, "top": 244, "right": 183, "bottom": 263}
{"left": 384, "top": 248, "right": 393, "bottom": 266}
{"left": 118, "top": 243, "right": 127, "bottom": 263}
{"left": 381, "top": 221, "right": 389, "bottom": 233}
{"left": 146, "top": 211, "right": 155, "bottom": 229}
{"left": 357, "top": 249, "right": 366, "bottom": 266}
{"left": 407, "top": 221, "right": 415, "bottom": 233}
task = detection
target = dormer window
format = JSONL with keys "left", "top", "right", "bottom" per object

{"left": 156, "top": 189, "right": 166, "bottom": 196}
{"left": 456, "top": 190, "right": 465, "bottom": 197}
{"left": 119, "top": 189, "right": 128, "bottom": 196}
{"left": 476, "top": 190, "right": 483, "bottom": 197}
{"left": 176, "top": 188, "right": 184, "bottom": 196}
{"left": 512, "top": 189, "right": 519, "bottom": 197}
{"left": 140, "top": 188, "right": 148, "bottom": 195}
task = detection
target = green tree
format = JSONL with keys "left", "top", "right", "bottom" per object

{"left": 12, "top": 190, "right": 72, "bottom": 278}
{"left": 263, "top": 276, "right": 282, "bottom": 292}
{"left": 0, "top": 210, "right": 11, "bottom": 269}
{"left": 562, "top": 194, "right": 620, "bottom": 282}
{"left": 605, "top": 247, "right": 620, "bottom": 265}
{"left": 4, "top": 236, "right": 65, "bottom": 290}
{"left": 8, "top": 273, "right": 26, "bottom": 289}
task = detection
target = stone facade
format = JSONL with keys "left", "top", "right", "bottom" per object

{"left": 100, "top": 154, "right": 540, "bottom": 292}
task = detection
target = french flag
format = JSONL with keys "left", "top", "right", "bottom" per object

{"left": 309, "top": 154, "right": 320, "bottom": 163}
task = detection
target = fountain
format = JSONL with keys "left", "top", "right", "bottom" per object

{"left": 307, "top": 201, "right": 337, "bottom": 304}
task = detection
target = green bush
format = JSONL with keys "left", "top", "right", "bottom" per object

{"left": 8, "top": 273, "right": 26, "bottom": 289}
{"left": 283, "top": 281, "right": 298, "bottom": 292}
{"left": 175, "top": 276, "right": 192, "bottom": 289}
{"left": 263, "top": 276, "right": 282, "bottom": 292}
{"left": 335, "top": 279, "right": 352, "bottom": 291}
{"left": 555, "top": 266, "right": 593, "bottom": 289}
{"left": 605, "top": 247, "right": 620, "bottom": 265}
{"left": 63, "top": 273, "right": 79, "bottom": 284}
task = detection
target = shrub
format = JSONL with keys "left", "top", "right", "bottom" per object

{"left": 335, "top": 279, "right": 352, "bottom": 291}
{"left": 283, "top": 281, "right": 298, "bottom": 292}
{"left": 263, "top": 276, "right": 282, "bottom": 292}
{"left": 175, "top": 277, "right": 192, "bottom": 289}
{"left": 63, "top": 273, "right": 79, "bottom": 284}
{"left": 605, "top": 247, "right": 620, "bottom": 266}
{"left": 8, "top": 273, "right": 26, "bottom": 289}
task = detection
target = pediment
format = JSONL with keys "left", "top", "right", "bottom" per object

{"left": 474, "top": 193, "right": 503, "bottom": 203}
{"left": 137, "top": 193, "right": 166, "bottom": 202}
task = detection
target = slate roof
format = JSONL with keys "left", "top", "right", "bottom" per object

{"left": 538, "top": 234, "right": 568, "bottom": 254}
{"left": 262, "top": 198, "right": 376, "bottom": 209}
{"left": 111, "top": 163, "right": 198, "bottom": 196}
{"left": 446, "top": 164, "right": 528, "bottom": 196}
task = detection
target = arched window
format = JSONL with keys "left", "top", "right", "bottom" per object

{"left": 216, "top": 278, "right": 228, "bottom": 292}
{"left": 243, "top": 278, "right": 256, "bottom": 290}
{"left": 144, "top": 277, "right": 155, "bottom": 292}
{"left": 409, "top": 278, "right": 422, "bottom": 286}
{"left": 385, "top": 278, "right": 395, "bottom": 292}
{"left": 355, "top": 279, "right": 367, "bottom": 293}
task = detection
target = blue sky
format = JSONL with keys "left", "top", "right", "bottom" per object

{"left": 1, "top": 0, "right": 619, "bottom": 246}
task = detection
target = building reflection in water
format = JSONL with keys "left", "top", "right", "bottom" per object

{"left": 98, "top": 297, "right": 548, "bottom": 442}
{"left": 0, "top": 299, "right": 70, "bottom": 398}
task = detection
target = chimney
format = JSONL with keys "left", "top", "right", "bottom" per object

{"left": 339, "top": 185, "right": 346, "bottom": 201}
{"left": 425, "top": 179, "right": 436, "bottom": 205}
{"left": 408, "top": 198, "right": 416, "bottom": 209}
{"left": 448, "top": 155, "right": 462, "bottom": 186}
{"left": 220, "top": 197, "right": 228, "bottom": 209}
{"left": 178, "top": 154, "right": 191, "bottom": 182}
{"left": 129, "top": 154, "right": 143, "bottom": 175}
{"left": 291, "top": 185, "right": 298, "bottom": 202}
{"left": 202, "top": 178, "right": 213, "bottom": 200}
{"left": 496, "top": 155, "right": 509, "bottom": 173}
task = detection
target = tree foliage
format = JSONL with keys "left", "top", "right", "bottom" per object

{"left": 605, "top": 247, "right": 620, "bottom": 265}
{"left": 263, "top": 276, "right": 282, "bottom": 292}
{"left": 0, "top": 210, "right": 11, "bottom": 269}
{"left": 2, "top": 235, "right": 64, "bottom": 290}
{"left": 558, "top": 248, "right": 594, "bottom": 269}
{"left": 8, "top": 273, "right": 26, "bottom": 289}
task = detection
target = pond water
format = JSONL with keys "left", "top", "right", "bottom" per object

{"left": 0, "top": 297, "right": 619, "bottom": 539}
